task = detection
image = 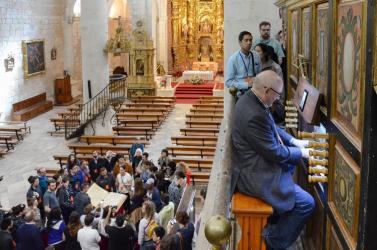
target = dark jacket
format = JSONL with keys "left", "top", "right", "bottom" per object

{"left": 230, "top": 90, "right": 302, "bottom": 213}
{"left": 0, "top": 230, "right": 15, "bottom": 250}
{"left": 105, "top": 225, "right": 136, "bottom": 250}
{"left": 74, "top": 192, "right": 91, "bottom": 215}
{"left": 16, "top": 223, "right": 44, "bottom": 250}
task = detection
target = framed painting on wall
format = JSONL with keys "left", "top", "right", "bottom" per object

{"left": 22, "top": 39, "right": 46, "bottom": 78}
{"left": 332, "top": 0, "right": 365, "bottom": 151}
{"left": 328, "top": 142, "right": 360, "bottom": 248}
{"left": 290, "top": 9, "right": 300, "bottom": 83}
{"left": 315, "top": 2, "right": 329, "bottom": 107}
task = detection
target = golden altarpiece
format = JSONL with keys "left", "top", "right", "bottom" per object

{"left": 105, "top": 20, "right": 156, "bottom": 98}
{"left": 169, "top": 0, "right": 224, "bottom": 72}
{"left": 273, "top": 0, "right": 377, "bottom": 250}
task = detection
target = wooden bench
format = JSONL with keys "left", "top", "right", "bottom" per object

{"left": 180, "top": 128, "right": 219, "bottom": 136}
{"left": 133, "top": 99, "right": 175, "bottom": 108}
{"left": 57, "top": 111, "right": 80, "bottom": 118}
{"left": 189, "top": 109, "right": 224, "bottom": 115}
{"left": 190, "top": 172, "right": 210, "bottom": 185}
{"left": 116, "top": 113, "right": 166, "bottom": 122}
{"left": 232, "top": 192, "right": 273, "bottom": 250}
{"left": 199, "top": 96, "right": 223, "bottom": 100}
{"left": 0, "top": 135, "right": 17, "bottom": 151}
{"left": 198, "top": 100, "right": 224, "bottom": 105}
{"left": 185, "top": 120, "right": 221, "bottom": 129}
{"left": 117, "top": 119, "right": 161, "bottom": 129}
{"left": 133, "top": 96, "right": 176, "bottom": 100}
{"left": 0, "top": 148, "right": 7, "bottom": 158}
{"left": 186, "top": 114, "right": 223, "bottom": 121}
{"left": 50, "top": 118, "right": 80, "bottom": 131}
{"left": 112, "top": 126, "right": 155, "bottom": 139}
{"left": 68, "top": 144, "right": 130, "bottom": 156}
{"left": 0, "top": 127, "right": 25, "bottom": 141}
{"left": 192, "top": 104, "right": 223, "bottom": 109}
{"left": 12, "top": 93, "right": 53, "bottom": 121}
{"left": 171, "top": 136, "right": 218, "bottom": 147}
{"left": 124, "top": 103, "right": 171, "bottom": 109}
{"left": 80, "top": 135, "right": 149, "bottom": 145}
{"left": 171, "top": 157, "right": 213, "bottom": 171}
{"left": 0, "top": 121, "right": 31, "bottom": 134}
{"left": 53, "top": 154, "right": 93, "bottom": 167}
{"left": 117, "top": 108, "right": 168, "bottom": 115}
{"left": 166, "top": 146, "right": 216, "bottom": 158}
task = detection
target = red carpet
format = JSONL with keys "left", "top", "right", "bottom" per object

{"left": 175, "top": 83, "right": 214, "bottom": 104}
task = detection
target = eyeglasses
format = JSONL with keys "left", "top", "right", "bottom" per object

{"left": 265, "top": 86, "right": 283, "bottom": 98}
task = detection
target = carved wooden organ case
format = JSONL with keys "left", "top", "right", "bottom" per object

{"left": 169, "top": 0, "right": 224, "bottom": 72}
{"left": 275, "top": 0, "right": 377, "bottom": 249}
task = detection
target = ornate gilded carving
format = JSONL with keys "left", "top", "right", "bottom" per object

{"left": 170, "top": 0, "right": 224, "bottom": 72}
{"left": 127, "top": 20, "right": 156, "bottom": 98}
{"left": 332, "top": 143, "right": 360, "bottom": 238}
{"left": 104, "top": 17, "right": 131, "bottom": 54}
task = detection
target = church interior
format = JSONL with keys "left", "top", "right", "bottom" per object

{"left": 0, "top": 0, "right": 377, "bottom": 249}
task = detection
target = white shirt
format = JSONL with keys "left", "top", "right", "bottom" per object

{"left": 116, "top": 172, "right": 133, "bottom": 193}
{"left": 77, "top": 226, "right": 101, "bottom": 250}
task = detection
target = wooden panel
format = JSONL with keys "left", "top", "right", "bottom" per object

{"left": 329, "top": 224, "right": 345, "bottom": 250}
{"left": 13, "top": 93, "right": 46, "bottom": 112}
{"left": 315, "top": 2, "right": 329, "bottom": 106}
{"left": 332, "top": 0, "right": 365, "bottom": 151}
{"left": 302, "top": 6, "right": 312, "bottom": 80}
{"left": 307, "top": 187, "right": 325, "bottom": 250}
{"left": 290, "top": 9, "right": 300, "bottom": 82}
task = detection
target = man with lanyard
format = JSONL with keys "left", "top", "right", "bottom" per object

{"left": 225, "top": 31, "right": 262, "bottom": 97}
{"left": 253, "top": 21, "right": 285, "bottom": 65}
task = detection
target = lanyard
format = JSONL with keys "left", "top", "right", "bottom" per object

{"left": 239, "top": 52, "right": 251, "bottom": 77}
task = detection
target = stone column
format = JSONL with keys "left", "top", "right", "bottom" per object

{"left": 158, "top": 0, "right": 168, "bottom": 71}
{"left": 63, "top": 0, "right": 75, "bottom": 77}
{"left": 80, "top": 0, "right": 109, "bottom": 102}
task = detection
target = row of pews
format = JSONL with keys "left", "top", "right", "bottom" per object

{"left": 52, "top": 96, "right": 176, "bottom": 168}
{"left": 0, "top": 121, "right": 31, "bottom": 158}
{"left": 169, "top": 96, "right": 224, "bottom": 186}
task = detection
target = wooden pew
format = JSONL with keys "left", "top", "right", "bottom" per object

{"left": 166, "top": 146, "right": 216, "bottom": 158}
{"left": 124, "top": 103, "right": 171, "bottom": 109}
{"left": 12, "top": 93, "right": 53, "bottom": 121}
{"left": 116, "top": 113, "right": 166, "bottom": 122}
{"left": 199, "top": 96, "right": 223, "bottom": 100}
{"left": 117, "top": 108, "right": 168, "bottom": 115}
{"left": 0, "top": 127, "right": 25, "bottom": 141}
{"left": 50, "top": 118, "right": 80, "bottom": 131}
{"left": 133, "top": 99, "right": 175, "bottom": 108}
{"left": 232, "top": 192, "right": 273, "bottom": 250}
{"left": 117, "top": 119, "right": 161, "bottom": 129}
{"left": 171, "top": 157, "right": 213, "bottom": 171}
{"left": 0, "top": 135, "right": 17, "bottom": 151}
{"left": 134, "top": 96, "right": 176, "bottom": 100}
{"left": 80, "top": 135, "right": 149, "bottom": 145}
{"left": 180, "top": 128, "right": 219, "bottom": 136}
{"left": 185, "top": 114, "right": 223, "bottom": 121}
{"left": 185, "top": 120, "right": 221, "bottom": 129}
{"left": 112, "top": 126, "right": 155, "bottom": 139}
{"left": 171, "top": 136, "right": 218, "bottom": 147}
{"left": 57, "top": 111, "right": 80, "bottom": 118}
{"left": 0, "top": 121, "right": 31, "bottom": 134}
{"left": 68, "top": 144, "right": 130, "bottom": 156}
{"left": 190, "top": 171, "right": 210, "bottom": 185}
{"left": 192, "top": 104, "right": 223, "bottom": 109}
{"left": 0, "top": 148, "right": 8, "bottom": 158}
{"left": 198, "top": 99, "right": 224, "bottom": 105}
{"left": 189, "top": 109, "right": 224, "bottom": 115}
{"left": 53, "top": 154, "right": 93, "bottom": 167}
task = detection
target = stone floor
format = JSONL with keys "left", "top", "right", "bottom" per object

{"left": 0, "top": 104, "right": 191, "bottom": 209}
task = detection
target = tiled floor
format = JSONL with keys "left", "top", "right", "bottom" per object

{"left": 0, "top": 104, "right": 191, "bottom": 208}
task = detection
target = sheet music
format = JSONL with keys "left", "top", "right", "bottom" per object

{"left": 86, "top": 183, "right": 126, "bottom": 211}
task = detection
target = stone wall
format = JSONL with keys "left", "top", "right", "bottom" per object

{"left": 0, "top": 0, "right": 65, "bottom": 121}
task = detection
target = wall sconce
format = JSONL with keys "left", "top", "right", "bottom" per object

{"left": 4, "top": 53, "right": 15, "bottom": 72}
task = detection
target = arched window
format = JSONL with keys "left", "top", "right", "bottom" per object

{"left": 73, "top": 0, "right": 81, "bottom": 17}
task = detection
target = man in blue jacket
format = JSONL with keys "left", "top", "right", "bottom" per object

{"left": 230, "top": 70, "right": 315, "bottom": 250}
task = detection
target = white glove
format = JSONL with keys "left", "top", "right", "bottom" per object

{"left": 290, "top": 138, "right": 309, "bottom": 148}
{"left": 300, "top": 148, "right": 310, "bottom": 159}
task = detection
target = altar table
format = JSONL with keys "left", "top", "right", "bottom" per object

{"left": 182, "top": 70, "right": 214, "bottom": 81}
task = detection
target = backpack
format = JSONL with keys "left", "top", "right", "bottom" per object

{"left": 146, "top": 219, "right": 158, "bottom": 239}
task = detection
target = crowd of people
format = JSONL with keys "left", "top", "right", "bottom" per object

{"left": 0, "top": 137, "right": 206, "bottom": 250}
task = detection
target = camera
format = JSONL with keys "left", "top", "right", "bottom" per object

{"left": 169, "top": 218, "right": 176, "bottom": 225}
